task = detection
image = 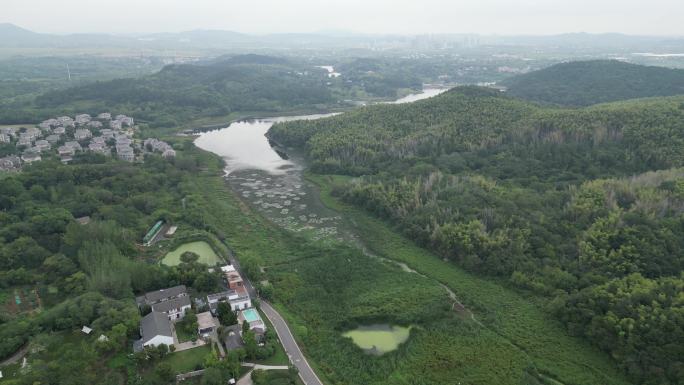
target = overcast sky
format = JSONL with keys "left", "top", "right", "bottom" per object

{"left": 2, "top": 0, "right": 682, "bottom": 36}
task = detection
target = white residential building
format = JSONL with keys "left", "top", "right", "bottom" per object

{"left": 74, "top": 129, "right": 92, "bottom": 141}
{"left": 138, "top": 312, "right": 174, "bottom": 350}
{"left": 64, "top": 141, "right": 82, "bottom": 151}
{"left": 109, "top": 120, "right": 122, "bottom": 130}
{"left": 21, "top": 148, "right": 41, "bottom": 163}
{"left": 75, "top": 114, "right": 92, "bottom": 125}
{"left": 35, "top": 140, "right": 51, "bottom": 151}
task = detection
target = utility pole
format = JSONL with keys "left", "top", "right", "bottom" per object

{"left": 66, "top": 63, "right": 71, "bottom": 81}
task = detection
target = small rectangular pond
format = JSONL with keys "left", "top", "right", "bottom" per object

{"left": 161, "top": 241, "right": 222, "bottom": 266}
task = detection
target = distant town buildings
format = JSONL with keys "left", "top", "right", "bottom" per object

{"left": 74, "top": 129, "right": 92, "bottom": 141}
{"left": 0, "top": 156, "right": 21, "bottom": 172}
{"left": 0, "top": 113, "right": 176, "bottom": 171}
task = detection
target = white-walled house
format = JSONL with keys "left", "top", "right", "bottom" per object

{"left": 138, "top": 312, "right": 174, "bottom": 350}
{"left": 151, "top": 296, "right": 191, "bottom": 320}
{"left": 207, "top": 290, "right": 252, "bottom": 314}
{"left": 137, "top": 285, "right": 191, "bottom": 321}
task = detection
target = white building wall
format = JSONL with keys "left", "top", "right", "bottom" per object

{"left": 166, "top": 304, "right": 191, "bottom": 320}
{"left": 230, "top": 298, "right": 252, "bottom": 312}
{"left": 143, "top": 335, "right": 173, "bottom": 348}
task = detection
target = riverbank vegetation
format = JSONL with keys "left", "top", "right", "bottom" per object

{"left": 270, "top": 87, "right": 684, "bottom": 384}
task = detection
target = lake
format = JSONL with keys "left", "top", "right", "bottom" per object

{"left": 343, "top": 324, "right": 412, "bottom": 355}
{"left": 388, "top": 87, "right": 448, "bottom": 104}
{"left": 194, "top": 88, "right": 447, "bottom": 242}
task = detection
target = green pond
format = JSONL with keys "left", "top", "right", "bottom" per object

{"left": 162, "top": 241, "right": 222, "bottom": 266}
{"left": 343, "top": 324, "right": 412, "bottom": 355}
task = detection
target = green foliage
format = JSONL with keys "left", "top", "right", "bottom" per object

{"left": 503, "top": 60, "right": 684, "bottom": 106}
{"left": 0, "top": 56, "right": 337, "bottom": 130}
{"left": 180, "top": 251, "right": 200, "bottom": 264}
{"left": 273, "top": 88, "right": 684, "bottom": 384}
{"left": 217, "top": 302, "right": 237, "bottom": 326}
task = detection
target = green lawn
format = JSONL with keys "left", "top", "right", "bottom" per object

{"left": 174, "top": 320, "right": 197, "bottom": 343}
{"left": 162, "top": 241, "right": 222, "bottom": 266}
{"left": 252, "top": 308, "right": 289, "bottom": 366}
{"left": 162, "top": 345, "right": 211, "bottom": 374}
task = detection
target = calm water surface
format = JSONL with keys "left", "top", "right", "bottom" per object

{"left": 194, "top": 88, "right": 446, "bottom": 241}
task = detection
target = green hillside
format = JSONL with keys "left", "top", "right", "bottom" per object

{"left": 502, "top": 60, "right": 684, "bottom": 106}
{"left": 269, "top": 87, "right": 684, "bottom": 384}
{"left": 0, "top": 55, "right": 336, "bottom": 129}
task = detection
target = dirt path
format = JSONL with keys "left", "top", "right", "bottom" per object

{"left": 0, "top": 343, "right": 29, "bottom": 366}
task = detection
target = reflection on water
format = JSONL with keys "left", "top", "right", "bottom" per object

{"left": 194, "top": 114, "right": 336, "bottom": 175}
{"left": 389, "top": 88, "right": 448, "bottom": 104}
{"left": 194, "top": 89, "right": 446, "bottom": 241}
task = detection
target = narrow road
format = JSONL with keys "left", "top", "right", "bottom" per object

{"left": 260, "top": 301, "right": 324, "bottom": 385}
{"left": 227, "top": 254, "right": 323, "bottom": 385}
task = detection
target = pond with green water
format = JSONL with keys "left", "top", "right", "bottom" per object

{"left": 343, "top": 324, "right": 412, "bottom": 355}
{"left": 162, "top": 241, "right": 222, "bottom": 266}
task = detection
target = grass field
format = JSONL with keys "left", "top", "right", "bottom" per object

{"left": 306, "top": 173, "right": 631, "bottom": 385}
{"left": 162, "top": 345, "right": 211, "bottom": 374}
{"left": 161, "top": 241, "right": 222, "bottom": 266}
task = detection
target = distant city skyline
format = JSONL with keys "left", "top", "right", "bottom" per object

{"left": 2, "top": 0, "right": 683, "bottom": 36}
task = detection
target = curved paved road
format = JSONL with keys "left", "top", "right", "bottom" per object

{"left": 228, "top": 255, "right": 323, "bottom": 385}
{"left": 260, "top": 301, "right": 324, "bottom": 385}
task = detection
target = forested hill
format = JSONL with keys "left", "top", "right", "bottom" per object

{"left": 0, "top": 55, "right": 335, "bottom": 129}
{"left": 270, "top": 87, "right": 684, "bottom": 384}
{"left": 270, "top": 86, "right": 684, "bottom": 179}
{"left": 502, "top": 60, "right": 684, "bottom": 106}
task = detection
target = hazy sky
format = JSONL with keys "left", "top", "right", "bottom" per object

{"left": 3, "top": 0, "right": 682, "bottom": 36}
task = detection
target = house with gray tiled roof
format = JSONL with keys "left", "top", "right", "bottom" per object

{"left": 134, "top": 311, "right": 173, "bottom": 352}
{"left": 74, "top": 129, "right": 92, "bottom": 141}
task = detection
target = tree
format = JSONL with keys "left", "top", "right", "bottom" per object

{"left": 154, "top": 362, "right": 174, "bottom": 383}
{"left": 243, "top": 330, "right": 257, "bottom": 359}
{"left": 180, "top": 251, "right": 200, "bottom": 264}
{"left": 217, "top": 302, "right": 237, "bottom": 326}
{"left": 200, "top": 367, "right": 226, "bottom": 385}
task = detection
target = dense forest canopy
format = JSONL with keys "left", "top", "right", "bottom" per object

{"left": 502, "top": 60, "right": 684, "bottom": 106}
{"left": 270, "top": 87, "right": 684, "bottom": 384}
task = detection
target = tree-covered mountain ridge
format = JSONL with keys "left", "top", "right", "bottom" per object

{"left": 269, "top": 87, "right": 684, "bottom": 384}
{"left": 501, "top": 60, "right": 684, "bottom": 106}
{"left": 270, "top": 86, "right": 684, "bottom": 178}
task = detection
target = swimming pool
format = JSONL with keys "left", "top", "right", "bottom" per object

{"left": 242, "top": 308, "right": 261, "bottom": 323}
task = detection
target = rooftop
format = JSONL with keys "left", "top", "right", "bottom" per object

{"left": 151, "top": 295, "right": 191, "bottom": 313}
{"left": 141, "top": 311, "right": 172, "bottom": 343}
{"left": 197, "top": 311, "right": 217, "bottom": 330}
{"left": 141, "top": 285, "right": 187, "bottom": 304}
